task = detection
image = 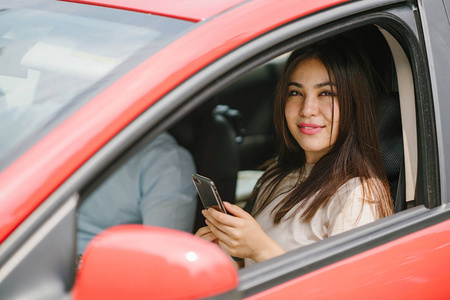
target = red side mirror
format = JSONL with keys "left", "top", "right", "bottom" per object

{"left": 71, "top": 225, "right": 239, "bottom": 299}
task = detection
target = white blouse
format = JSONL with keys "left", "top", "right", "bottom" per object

{"left": 245, "top": 164, "right": 379, "bottom": 267}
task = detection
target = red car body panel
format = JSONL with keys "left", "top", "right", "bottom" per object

{"left": 249, "top": 219, "right": 450, "bottom": 300}
{"left": 60, "top": 0, "right": 249, "bottom": 22}
{"left": 0, "top": 0, "right": 347, "bottom": 243}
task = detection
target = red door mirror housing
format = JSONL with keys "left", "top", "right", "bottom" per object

{"left": 71, "top": 225, "right": 239, "bottom": 299}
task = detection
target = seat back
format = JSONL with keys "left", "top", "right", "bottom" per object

{"left": 377, "top": 92, "right": 404, "bottom": 211}
{"left": 345, "top": 26, "right": 405, "bottom": 210}
{"left": 214, "top": 58, "right": 283, "bottom": 170}
{"left": 170, "top": 106, "right": 239, "bottom": 231}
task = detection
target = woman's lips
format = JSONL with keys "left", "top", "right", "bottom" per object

{"left": 298, "top": 123, "right": 324, "bottom": 135}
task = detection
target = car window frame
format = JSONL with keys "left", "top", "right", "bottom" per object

{"left": 417, "top": 0, "right": 450, "bottom": 207}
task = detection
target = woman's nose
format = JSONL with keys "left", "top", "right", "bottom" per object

{"left": 299, "top": 95, "right": 319, "bottom": 117}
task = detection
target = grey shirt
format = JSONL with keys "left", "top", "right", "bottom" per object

{"left": 77, "top": 132, "right": 197, "bottom": 254}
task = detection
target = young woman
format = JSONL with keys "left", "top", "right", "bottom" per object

{"left": 196, "top": 37, "right": 394, "bottom": 267}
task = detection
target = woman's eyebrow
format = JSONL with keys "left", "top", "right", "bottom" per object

{"left": 315, "top": 81, "right": 336, "bottom": 88}
{"left": 288, "top": 82, "right": 302, "bottom": 88}
{"left": 288, "top": 81, "right": 336, "bottom": 88}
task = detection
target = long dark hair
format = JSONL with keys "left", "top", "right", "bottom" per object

{"left": 252, "top": 37, "right": 393, "bottom": 224}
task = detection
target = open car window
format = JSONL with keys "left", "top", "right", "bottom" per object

{"left": 78, "top": 20, "right": 420, "bottom": 257}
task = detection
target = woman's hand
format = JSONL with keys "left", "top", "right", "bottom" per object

{"left": 203, "top": 202, "right": 285, "bottom": 263}
{"left": 195, "top": 225, "right": 242, "bottom": 270}
{"left": 195, "top": 225, "right": 219, "bottom": 244}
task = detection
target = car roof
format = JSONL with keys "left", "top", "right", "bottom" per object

{"left": 59, "top": 0, "right": 249, "bottom": 22}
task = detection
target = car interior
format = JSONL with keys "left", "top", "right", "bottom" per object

{"left": 169, "top": 24, "right": 407, "bottom": 232}
{"left": 77, "top": 22, "right": 416, "bottom": 242}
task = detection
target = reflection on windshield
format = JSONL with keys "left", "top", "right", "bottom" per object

{"left": 0, "top": 2, "right": 193, "bottom": 171}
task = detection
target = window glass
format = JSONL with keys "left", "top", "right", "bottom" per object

{"left": 0, "top": 2, "right": 194, "bottom": 171}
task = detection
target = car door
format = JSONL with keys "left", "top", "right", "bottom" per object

{"left": 228, "top": 1, "right": 450, "bottom": 299}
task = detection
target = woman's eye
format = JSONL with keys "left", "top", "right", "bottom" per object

{"left": 288, "top": 90, "right": 301, "bottom": 97}
{"left": 320, "top": 91, "right": 335, "bottom": 97}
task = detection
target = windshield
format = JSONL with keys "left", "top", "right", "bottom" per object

{"left": 0, "top": 1, "right": 194, "bottom": 171}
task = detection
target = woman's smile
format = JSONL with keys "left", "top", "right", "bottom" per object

{"left": 298, "top": 123, "right": 325, "bottom": 135}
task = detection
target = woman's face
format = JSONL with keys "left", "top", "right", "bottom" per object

{"left": 284, "top": 57, "right": 340, "bottom": 164}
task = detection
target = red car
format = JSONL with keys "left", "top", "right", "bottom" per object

{"left": 0, "top": 0, "right": 449, "bottom": 299}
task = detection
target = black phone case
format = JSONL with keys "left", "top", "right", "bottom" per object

{"left": 192, "top": 174, "right": 227, "bottom": 213}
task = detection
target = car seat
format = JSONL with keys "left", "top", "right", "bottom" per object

{"left": 170, "top": 105, "right": 239, "bottom": 231}
{"left": 377, "top": 92, "right": 404, "bottom": 212}
{"left": 346, "top": 26, "right": 405, "bottom": 212}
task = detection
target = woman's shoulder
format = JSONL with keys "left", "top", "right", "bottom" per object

{"left": 337, "top": 176, "right": 384, "bottom": 194}
{"left": 328, "top": 176, "right": 385, "bottom": 211}
{"left": 326, "top": 177, "right": 384, "bottom": 235}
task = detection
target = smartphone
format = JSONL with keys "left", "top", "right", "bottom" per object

{"left": 192, "top": 173, "right": 227, "bottom": 213}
